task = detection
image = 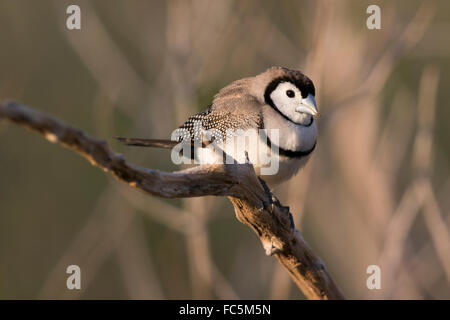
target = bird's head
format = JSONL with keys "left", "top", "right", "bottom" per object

{"left": 258, "top": 67, "right": 318, "bottom": 125}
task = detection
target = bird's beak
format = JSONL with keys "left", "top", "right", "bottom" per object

{"left": 296, "top": 94, "right": 318, "bottom": 117}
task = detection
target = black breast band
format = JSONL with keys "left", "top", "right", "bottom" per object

{"left": 260, "top": 130, "right": 316, "bottom": 159}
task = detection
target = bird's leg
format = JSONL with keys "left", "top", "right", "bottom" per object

{"left": 257, "top": 177, "right": 288, "bottom": 211}
{"left": 258, "top": 178, "right": 288, "bottom": 210}
{"left": 258, "top": 177, "right": 272, "bottom": 197}
{"left": 257, "top": 177, "right": 293, "bottom": 256}
{"left": 257, "top": 177, "right": 295, "bottom": 231}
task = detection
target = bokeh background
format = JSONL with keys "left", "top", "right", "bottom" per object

{"left": 0, "top": 0, "right": 449, "bottom": 299}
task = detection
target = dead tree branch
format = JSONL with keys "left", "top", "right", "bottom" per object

{"left": 0, "top": 100, "right": 344, "bottom": 300}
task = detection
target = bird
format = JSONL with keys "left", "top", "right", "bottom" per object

{"left": 117, "top": 66, "right": 318, "bottom": 187}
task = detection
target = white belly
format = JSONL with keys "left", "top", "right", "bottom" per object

{"left": 256, "top": 153, "right": 311, "bottom": 187}
{"left": 190, "top": 130, "right": 312, "bottom": 187}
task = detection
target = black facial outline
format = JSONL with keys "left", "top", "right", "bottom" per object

{"left": 264, "top": 75, "right": 315, "bottom": 126}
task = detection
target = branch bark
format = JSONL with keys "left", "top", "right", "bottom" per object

{"left": 0, "top": 100, "right": 344, "bottom": 300}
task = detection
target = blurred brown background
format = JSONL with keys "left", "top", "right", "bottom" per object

{"left": 0, "top": 0, "right": 449, "bottom": 299}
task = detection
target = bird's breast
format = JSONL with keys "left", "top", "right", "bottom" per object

{"left": 262, "top": 114, "right": 318, "bottom": 153}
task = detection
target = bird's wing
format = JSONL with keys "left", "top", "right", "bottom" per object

{"left": 175, "top": 95, "right": 263, "bottom": 144}
{"left": 118, "top": 78, "right": 264, "bottom": 148}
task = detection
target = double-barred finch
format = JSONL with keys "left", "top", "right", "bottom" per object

{"left": 117, "top": 66, "right": 319, "bottom": 187}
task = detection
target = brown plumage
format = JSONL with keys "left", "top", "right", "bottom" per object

{"left": 117, "top": 66, "right": 312, "bottom": 147}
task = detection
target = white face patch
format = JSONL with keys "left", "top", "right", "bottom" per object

{"left": 269, "top": 81, "right": 312, "bottom": 125}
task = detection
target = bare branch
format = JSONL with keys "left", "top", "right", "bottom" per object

{"left": 0, "top": 100, "right": 344, "bottom": 300}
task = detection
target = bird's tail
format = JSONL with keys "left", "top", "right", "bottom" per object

{"left": 116, "top": 137, "right": 179, "bottom": 149}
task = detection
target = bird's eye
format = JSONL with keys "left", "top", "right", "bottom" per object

{"left": 286, "top": 90, "right": 295, "bottom": 98}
